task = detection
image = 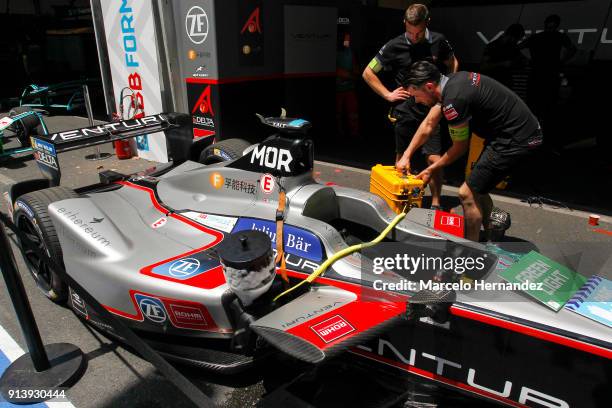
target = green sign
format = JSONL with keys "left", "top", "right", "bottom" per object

{"left": 499, "top": 251, "right": 587, "bottom": 311}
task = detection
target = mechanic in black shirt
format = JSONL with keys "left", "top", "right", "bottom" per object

{"left": 362, "top": 3, "right": 458, "bottom": 210}
{"left": 397, "top": 61, "right": 543, "bottom": 241}
{"left": 520, "top": 15, "right": 576, "bottom": 142}
{"left": 480, "top": 24, "right": 527, "bottom": 89}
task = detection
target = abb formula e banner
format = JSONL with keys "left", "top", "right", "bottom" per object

{"left": 99, "top": 0, "right": 168, "bottom": 162}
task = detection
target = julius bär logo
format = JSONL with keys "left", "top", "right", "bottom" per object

{"left": 210, "top": 172, "right": 224, "bottom": 189}
{"left": 185, "top": 6, "right": 209, "bottom": 45}
{"left": 241, "top": 7, "right": 262, "bottom": 34}
{"left": 310, "top": 315, "right": 355, "bottom": 343}
{"left": 192, "top": 85, "right": 214, "bottom": 116}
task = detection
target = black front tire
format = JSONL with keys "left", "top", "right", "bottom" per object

{"left": 198, "top": 138, "right": 251, "bottom": 165}
{"left": 13, "top": 186, "right": 78, "bottom": 303}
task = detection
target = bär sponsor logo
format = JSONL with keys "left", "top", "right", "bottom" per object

{"left": 310, "top": 315, "right": 355, "bottom": 343}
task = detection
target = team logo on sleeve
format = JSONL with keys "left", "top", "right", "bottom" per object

{"left": 442, "top": 104, "right": 458, "bottom": 121}
{"left": 470, "top": 72, "right": 481, "bottom": 86}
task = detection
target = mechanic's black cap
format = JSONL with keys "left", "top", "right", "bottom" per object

{"left": 216, "top": 230, "right": 273, "bottom": 270}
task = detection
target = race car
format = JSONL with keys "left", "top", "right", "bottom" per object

{"left": 4, "top": 111, "right": 610, "bottom": 408}
{"left": 0, "top": 107, "right": 46, "bottom": 159}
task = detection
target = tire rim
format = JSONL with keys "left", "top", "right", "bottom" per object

{"left": 15, "top": 213, "right": 54, "bottom": 292}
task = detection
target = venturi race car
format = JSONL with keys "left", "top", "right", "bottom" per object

{"left": 4, "top": 111, "right": 610, "bottom": 408}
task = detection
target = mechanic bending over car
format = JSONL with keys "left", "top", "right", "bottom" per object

{"left": 362, "top": 3, "right": 458, "bottom": 210}
{"left": 396, "top": 61, "right": 543, "bottom": 242}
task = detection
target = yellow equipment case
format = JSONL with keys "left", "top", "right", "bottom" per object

{"left": 369, "top": 165, "right": 425, "bottom": 213}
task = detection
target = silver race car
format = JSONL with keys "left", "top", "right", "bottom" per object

{"left": 5, "top": 112, "right": 610, "bottom": 407}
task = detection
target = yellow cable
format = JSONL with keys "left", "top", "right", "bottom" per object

{"left": 273, "top": 209, "right": 407, "bottom": 302}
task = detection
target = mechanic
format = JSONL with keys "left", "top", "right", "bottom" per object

{"left": 362, "top": 3, "right": 458, "bottom": 210}
{"left": 396, "top": 61, "right": 543, "bottom": 242}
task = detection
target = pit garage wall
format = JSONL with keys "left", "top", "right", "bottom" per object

{"left": 432, "top": 0, "right": 612, "bottom": 65}
{"left": 168, "top": 0, "right": 345, "bottom": 145}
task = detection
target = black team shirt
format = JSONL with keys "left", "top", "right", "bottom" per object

{"left": 441, "top": 72, "right": 541, "bottom": 148}
{"left": 371, "top": 30, "right": 454, "bottom": 113}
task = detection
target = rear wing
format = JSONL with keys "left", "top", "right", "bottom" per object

{"left": 31, "top": 112, "right": 191, "bottom": 185}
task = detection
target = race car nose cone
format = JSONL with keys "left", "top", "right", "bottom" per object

{"left": 217, "top": 231, "right": 276, "bottom": 306}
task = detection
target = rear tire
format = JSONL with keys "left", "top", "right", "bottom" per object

{"left": 13, "top": 186, "right": 78, "bottom": 303}
{"left": 198, "top": 138, "right": 251, "bottom": 164}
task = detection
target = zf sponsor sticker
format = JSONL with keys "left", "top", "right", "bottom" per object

{"left": 135, "top": 294, "right": 167, "bottom": 323}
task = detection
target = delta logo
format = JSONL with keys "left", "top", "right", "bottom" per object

{"left": 310, "top": 315, "right": 355, "bottom": 343}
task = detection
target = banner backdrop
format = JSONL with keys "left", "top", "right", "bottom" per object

{"left": 100, "top": 0, "right": 168, "bottom": 162}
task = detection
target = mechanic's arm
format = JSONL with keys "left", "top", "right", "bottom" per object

{"left": 396, "top": 104, "right": 443, "bottom": 170}
{"left": 362, "top": 64, "right": 410, "bottom": 103}
{"left": 416, "top": 122, "right": 470, "bottom": 183}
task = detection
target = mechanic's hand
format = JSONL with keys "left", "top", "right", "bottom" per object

{"left": 396, "top": 156, "right": 411, "bottom": 174}
{"left": 416, "top": 169, "right": 432, "bottom": 184}
{"left": 385, "top": 87, "right": 411, "bottom": 103}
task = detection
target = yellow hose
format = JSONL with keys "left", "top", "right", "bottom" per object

{"left": 273, "top": 209, "right": 407, "bottom": 302}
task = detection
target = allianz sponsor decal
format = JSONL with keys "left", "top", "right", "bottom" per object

{"left": 355, "top": 339, "right": 570, "bottom": 408}
{"left": 232, "top": 218, "right": 323, "bottom": 261}
{"left": 181, "top": 211, "right": 237, "bottom": 233}
{"left": 151, "top": 252, "right": 220, "bottom": 281}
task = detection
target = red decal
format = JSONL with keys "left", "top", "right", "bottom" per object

{"left": 164, "top": 301, "right": 213, "bottom": 330}
{"left": 193, "top": 128, "right": 215, "bottom": 139}
{"left": 191, "top": 85, "right": 214, "bottom": 116}
{"left": 443, "top": 107, "right": 458, "bottom": 121}
{"left": 311, "top": 315, "right": 355, "bottom": 343}
{"left": 433, "top": 211, "right": 464, "bottom": 238}
{"left": 241, "top": 7, "right": 262, "bottom": 34}
{"left": 260, "top": 173, "right": 275, "bottom": 194}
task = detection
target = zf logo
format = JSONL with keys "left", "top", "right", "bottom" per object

{"left": 169, "top": 258, "right": 201, "bottom": 278}
{"left": 250, "top": 145, "right": 293, "bottom": 172}
{"left": 185, "top": 6, "right": 209, "bottom": 45}
{"left": 136, "top": 295, "right": 167, "bottom": 323}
